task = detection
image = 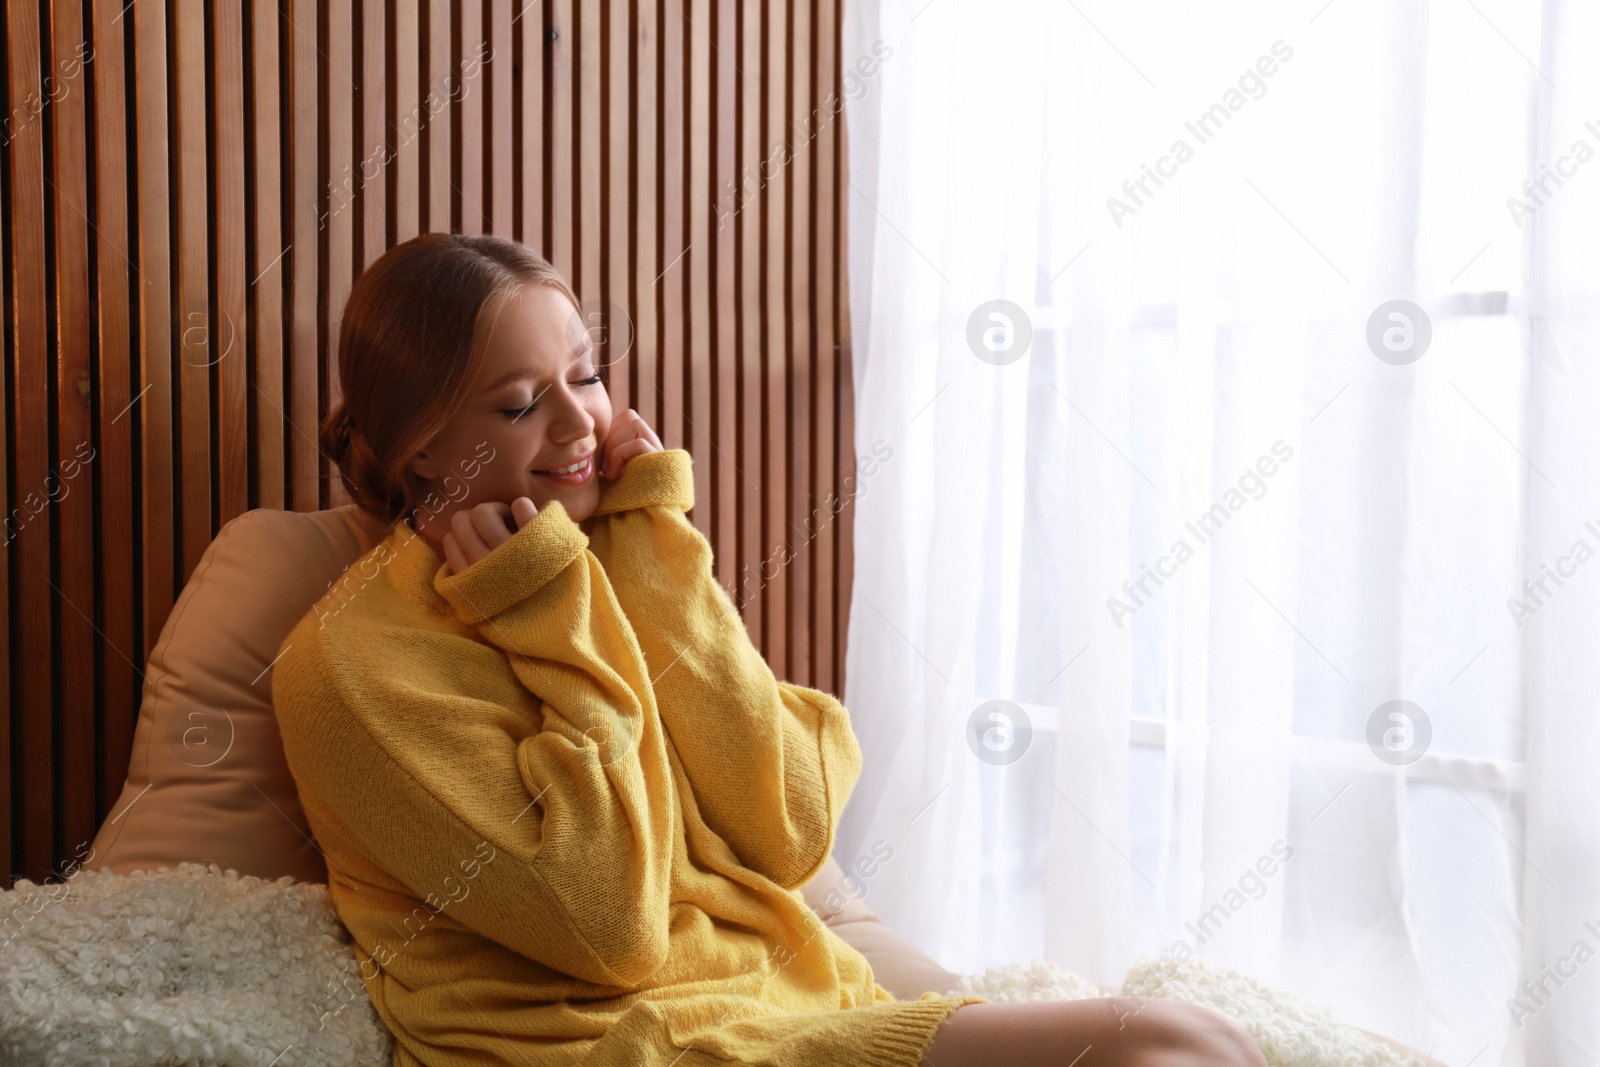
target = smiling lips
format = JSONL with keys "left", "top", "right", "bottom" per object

{"left": 533, "top": 451, "right": 596, "bottom": 485}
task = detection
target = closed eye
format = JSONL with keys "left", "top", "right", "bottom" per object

{"left": 501, "top": 373, "right": 604, "bottom": 420}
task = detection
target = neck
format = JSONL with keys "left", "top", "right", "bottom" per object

{"left": 400, "top": 511, "right": 444, "bottom": 559}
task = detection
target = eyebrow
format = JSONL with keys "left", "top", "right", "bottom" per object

{"left": 479, "top": 368, "right": 539, "bottom": 395}
{"left": 479, "top": 339, "right": 595, "bottom": 395}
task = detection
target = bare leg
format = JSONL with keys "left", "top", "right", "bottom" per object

{"left": 919, "top": 997, "right": 1267, "bottom": 1067}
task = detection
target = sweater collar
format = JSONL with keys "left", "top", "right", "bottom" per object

{"left": 381, "top": 511, "right": 599, "bottom": 617}
{"left": 385, "top": 517, "right": 454, "bottom": 616}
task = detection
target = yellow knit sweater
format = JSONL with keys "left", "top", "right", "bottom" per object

{"left": 272, "top": 448, "right": 985, "bottom": 1066}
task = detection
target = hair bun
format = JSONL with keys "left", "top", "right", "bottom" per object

{"left": 321, "top": 405, "right": 358, "bottom": 460}
{"left": 322, "top": 405, "right": 407, "bottom": 520}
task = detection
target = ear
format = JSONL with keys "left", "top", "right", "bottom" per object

{"left": 410, "top": 450, "right": 439, "bottom": 481}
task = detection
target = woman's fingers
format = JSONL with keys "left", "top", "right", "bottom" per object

{"left": 441, "top": 531, "right": 470, "bottom": 577}
{"left": 598, "top": 410, "right": 626, "bottom": 457}
{"left": 614, "top": 412, "right": 659, "bottom": 454}
{"left": 601, "top": 409, "right": 663, "bottom": 479}
{"left": 449, "top": 506, "right": 492, "bottom": 562}
{"left": 447, "top": 502, "right": 516, "bottom": 570}
{"left": 441, "top": 499, "right": 537, "bottom": 575}
{"left": 607, "top": 438, "right": 654, "bottom": 474}
{"left": 641, "top": 420, "right": 663, "bottom": 451}
{"left": 468, "top": 501, "right": 517, "bottom": 550}
{"left": 510, "top": 496, "right": 538, "bottom": 530}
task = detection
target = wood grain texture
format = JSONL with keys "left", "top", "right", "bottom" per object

{"left": 252, "top": 0, "right": 288, "bottom": 511}
{"left": 48, "top": 0, "right": 97, "bottom": 866}
{"left": 3, "top": 0, "right": 857, "bottom": 885}
{"left": 90, "top": 0, "right": 138, "bottom": 829}
{"left": 762, "top": 0, "right": 787, "bottom": 679}
{"left": 458, "top": 0, "right": 485, "bottom": 233}
{"left": 324, "top": 0, "right": 354, "bottom": 507}
{"left": 287, "top": 0, "right": 321, "bottom": 512}
{"left": 8, "top": 0, "right": 54, "bottom": 881}
{"left": 0, "top": 0, "right": 11, "bottom": 882}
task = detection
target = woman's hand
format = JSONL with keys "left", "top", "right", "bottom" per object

{"left": 441, "top": 496, "right": 539, "bottom": 576}
{"left": 599, "top": 409, "right": 663, "bottom": 480}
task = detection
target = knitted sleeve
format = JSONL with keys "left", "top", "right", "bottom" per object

{"left": 273, "top": 499, "right": 675, "bottom": 989}
{"left": 584, "top": 448, "right": 864, "bottom": 889}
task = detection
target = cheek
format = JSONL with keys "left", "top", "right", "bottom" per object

{"left": 466, "top": 423, "right": 527, "bottom": 487}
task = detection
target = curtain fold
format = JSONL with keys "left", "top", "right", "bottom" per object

{"left": 839, "top": 0, "right": 1600, "bottom": 1062}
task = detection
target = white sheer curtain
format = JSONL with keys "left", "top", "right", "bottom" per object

{"left": 837, "top": 1, "right": 1600, "bottom": 1063}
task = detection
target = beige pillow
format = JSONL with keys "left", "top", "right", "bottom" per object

{"left": 798, "top": 857, "right": 962, "bottom": 999}
{"left": 90, "top": 505, "right": 392, "bottom": 884}
{"left": 87, "top": 503, "right": 962, "bottom": 1000}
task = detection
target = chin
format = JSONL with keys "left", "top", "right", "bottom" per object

{"left": 559, "top": 499, "right": 596, "bottom": 523}
{"left": 535, "top": 485, "right": 599, "bottom": 523}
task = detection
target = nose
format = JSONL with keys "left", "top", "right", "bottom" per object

{"left": 545, "top": 381, "right": 596, "bottom": 442}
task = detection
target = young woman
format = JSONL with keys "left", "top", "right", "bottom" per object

{"left": 271, "top": 231, "right": 1272, "bottom": 1066}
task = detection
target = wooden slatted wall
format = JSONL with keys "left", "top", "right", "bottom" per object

{"left": 2, "top": 0, "right": 856, "bottom": 886}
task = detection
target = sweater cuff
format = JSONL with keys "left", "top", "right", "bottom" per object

{"left": 589, "top": 448, "right": 695, "bottom": 517}
{"left": 433, "top": 499, "right": 589, "bottom": 624}
{"left": 860, "top": 993, "right": 990, "bottom": 1066}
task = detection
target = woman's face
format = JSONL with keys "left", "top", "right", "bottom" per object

{"left": 409, "top": 282, "right": 612, "bottom": 536}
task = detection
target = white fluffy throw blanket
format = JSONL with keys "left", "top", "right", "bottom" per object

{"left": 2, "top": 864, "right": 1425, "bottom": 1067}
{"left": 0, "top": 864, "right": 392, "bottom": 1067}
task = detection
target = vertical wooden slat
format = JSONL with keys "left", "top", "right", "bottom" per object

{"left": 0, "top": 0, "right": 10, "bottom": 878}
{"left": 711, "top": 0, "right": 737, "bottom": 589}
{"left": 577, "top": 0, "right": 601, "bottom": 305}
{"left": 685, "top": 0, "right": 711, "bottom": 542}
{"left": 393, "top": 0, "right": 420, "bottom": 244}
{"left": 134, "top": 0, "right": 176, "bottom": 670}
{"left": 174, "top": 0, "right": 213, "bottom": 572}
{"left": 214, "top": 0, "right": 249, "bottom": 521}
{"left": 658, "top": 1, "right": 683, "bottom": 449}
{"left": 604, "top": 0, "right": 630, "bottom": 409}
{"left": 325, "top": 0, "right": 354, "bottom": 507}
{"left": 835, "top": 55, "right": 855, "bottom": 699}
{"left": 737, "top": 0, "right": 763, "bottom": 649}
{"left": 90, "top": 0, "right": 138, "bottom": 828}
{"left": 51, "top": 0, "right": 99, "bottom": 861}
{"left": 287, "top": 0, "right": 321, "bottom": 512}
{"left": 457, "top": 0, "right": 485, "bottom": 233}
{"left": 360, "top": 0, "right": 386, "bottom": 267}
{"left": 424, "top": 0, "right": 451, "bottom": 233}
{"left": 515, "top": 0, "right": 543, "bottom": 252}
{"left": 812, "top": 0, "right": 837, "bottom": 692}
{"left": 489, "top": 0, "right": 513, "bottom": 235}
{"left": 630, "top": 0, "right": 656, "bottom": 454}
{"left": 548, "top": 0, "right": 573, "bottom": 279}
{"left": 0, "top": 0, "right": 10, "bottom": 880}
{"left": 8, "top": 0, "right": 55, "bottom": 878}
{"left": 762, "top": 0, "right": 788, "bottom": 678}
{"left": 786, "top": 0, "right": 811, "bottom": 681}
{"left": 250, "top": 0, "right": 287, "bottom": 510}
